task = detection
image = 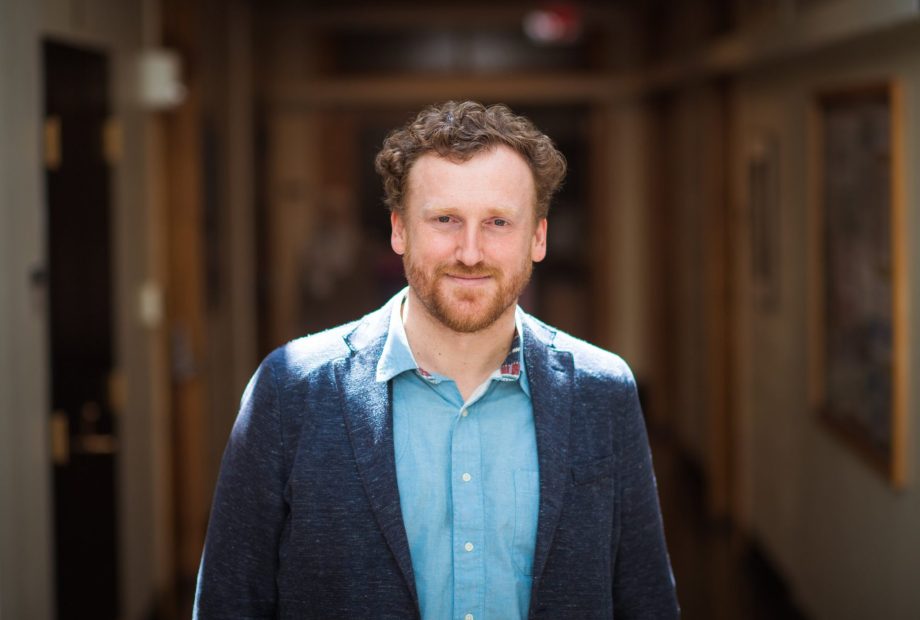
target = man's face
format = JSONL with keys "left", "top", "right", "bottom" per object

{"left": 390, "top": 145, "right": 547, "bottom": 333}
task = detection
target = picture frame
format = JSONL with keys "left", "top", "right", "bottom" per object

{"left": 809, "top": 81, "right": 908, "bottom": 488}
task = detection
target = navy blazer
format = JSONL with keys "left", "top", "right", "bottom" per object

{"left": 195, "top": 298, "right": 679, "bottom": 619}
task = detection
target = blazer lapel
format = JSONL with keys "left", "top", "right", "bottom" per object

{"left": 334, "top": 310, "right": 419, "bottom": 609}
{"left": 523, "top": 319, "right": 574, "bottom": 583}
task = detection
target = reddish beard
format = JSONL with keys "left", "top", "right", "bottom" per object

{"left": 403, "top": 252, "right": 533, "bottom": 333}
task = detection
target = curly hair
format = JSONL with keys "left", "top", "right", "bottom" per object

{"left": 374, "top": 101, "right": 567, "bottom": 220}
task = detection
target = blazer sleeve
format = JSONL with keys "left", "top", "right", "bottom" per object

{"left": 194, "top": 354, "right": 288, "bottom": 619}
{"left": 612, "top": 372, "right": 680, "bottom": 618}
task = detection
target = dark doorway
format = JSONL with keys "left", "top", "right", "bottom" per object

{"left": 44, "top": 40, "right": 119, "bottom": 620}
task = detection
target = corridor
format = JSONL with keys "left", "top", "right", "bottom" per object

{"left": 2, "top": 0, "right": 920, "bottom": 618}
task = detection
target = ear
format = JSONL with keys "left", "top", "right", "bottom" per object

{"left": 531, "top": 218, "right": 547, "bottom": 262}
{"left": 390, "top": 210, "right": 406, "bottom": 255}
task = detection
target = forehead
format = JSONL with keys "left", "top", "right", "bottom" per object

{"left": 405, "top": 145, "right": 536, "bottom": 212}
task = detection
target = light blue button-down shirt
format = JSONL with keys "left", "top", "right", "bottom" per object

{"left": 376, "top": 291, "right": 539, "bottom": 620}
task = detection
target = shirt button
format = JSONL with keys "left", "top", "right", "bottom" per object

{"left": 460, "top": 408, "right": 468, "bottom": 417}
{"left": 465, "top": 615, "right": 474, "bottom": 620}
{"left": 461, "top": 473, "right": 472, "bottom": 482}
{"left": 464, "top": 542, "right": 474, "bottom": 552}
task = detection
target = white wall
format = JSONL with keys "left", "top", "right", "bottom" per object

{"left": 0, "top": 1, "right": 54, "bottom": 617}
{"left": 1, "top": 0, "right": 171, "bottom": 617}
{"left": 733, "top": 21, "right": 920, "bottom": 620}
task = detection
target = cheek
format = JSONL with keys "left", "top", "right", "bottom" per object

{"left": 407, "top": 233, "right": 452, "bottom": 262}
{"left": 493, "top": 235, "right": 539, "bottom": 263}
{"left": 514, "top": 236, "right": 540, "bottom": 262}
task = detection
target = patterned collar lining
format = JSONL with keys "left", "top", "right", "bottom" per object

{"left": 375, "top": 288, "right": 527, "bottom": 388}
{"left": 416, "top": 330, "right": 522, "bottom": 384}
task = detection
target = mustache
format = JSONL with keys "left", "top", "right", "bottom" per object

{"left": 437, "top": 263, "right": 500, "bottom": 278}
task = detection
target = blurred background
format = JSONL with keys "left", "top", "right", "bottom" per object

{"left": 1, "top": 0, "right": 919, "bottom": 618}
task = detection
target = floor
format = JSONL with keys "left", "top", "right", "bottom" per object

{"left": 651, "top": 430, "right": 808, "bottom": 620}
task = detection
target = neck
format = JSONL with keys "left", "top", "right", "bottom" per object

{"left": 402, "top": 289, "right": 517, "bottom": 400}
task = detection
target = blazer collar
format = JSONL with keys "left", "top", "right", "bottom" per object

{"left": 335, "top": 298, "right": 419, "bottom": 610}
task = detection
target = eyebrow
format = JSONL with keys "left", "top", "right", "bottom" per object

{"left": 420, "top": 203, "right": 519, "bottom": 218}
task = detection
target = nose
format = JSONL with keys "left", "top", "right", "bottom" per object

{"left": 455, "top": 222, "right": 484, "bottom": 266}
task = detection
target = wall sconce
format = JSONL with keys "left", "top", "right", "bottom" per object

{"left": 136, "top": 48, "right": 186, "bottom": 110}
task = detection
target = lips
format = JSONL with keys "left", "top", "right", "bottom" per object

{"left": 444, "top": 272, "right": 494, "bottom": 286}
{"left": 447, "top": 273, "right": 490, "bottom": 280}
{"left": 444, "top": 275, "right": 489, "bottom": 289}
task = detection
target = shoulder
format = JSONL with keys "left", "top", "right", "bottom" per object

{"left": 522, "top": 313, "right": 635, "bottom": 386}
{"left": 263, "top": 321, "right": 356, "bottom": 376}
{"left": 260, "top": 302, "right": 390, "bottom": 380}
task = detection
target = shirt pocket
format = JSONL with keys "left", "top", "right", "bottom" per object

{"left": 512, "top": 469, "right": 540, "bottom": 576}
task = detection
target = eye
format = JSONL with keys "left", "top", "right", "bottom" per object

{"left": 492, "top": 218, "right": 509, "bottom": 227}
{"left": 437, "top": 215, "right": 452, "bottom": 224}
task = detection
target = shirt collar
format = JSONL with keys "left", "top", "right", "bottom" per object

{"left": 375, "top": 289, "right": 421, "bottom": 383}
{"left": 375, "top": 288, "right": 529, "bottom": 396}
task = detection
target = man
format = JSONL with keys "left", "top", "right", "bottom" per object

{"left": 195, "top": 101, "right": 679, "bottom": 619}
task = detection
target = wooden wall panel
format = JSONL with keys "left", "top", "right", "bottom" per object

{"left": 162, "top": 0, "right": 210, "bottom": 596}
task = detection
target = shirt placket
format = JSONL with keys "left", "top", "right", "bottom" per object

{"left": 450, "top": 398, "right": 485, "bottom": 620}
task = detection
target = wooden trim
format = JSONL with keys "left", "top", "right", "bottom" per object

{"left": 705, "top": 81, "right": 734, "bottom": 519}
{"left": 807, "top": 94, "right": 824, "bottom": 417}
{"left": 226, "top": 0, "right": 259, "bottom": 396}
{"left": 588, "top": 106, "right": 613, "bottom": 349}
{"left": 269, "top": 4, "right": 626, "bottom": 30}
{"left": 267, "top": 73, "right": 641, "bottom": 108}
{"left": 162, "top": 0, "right": 212, "bottom": 592}
{"left": 889, "top": 81, "right": 908, "bottom": 489}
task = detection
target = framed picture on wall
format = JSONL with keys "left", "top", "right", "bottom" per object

{"left": 747, "top": 131, "right": 781, "bottom": 311}
{"left": 810, "top": 82, "right": 907, "bottom": 488}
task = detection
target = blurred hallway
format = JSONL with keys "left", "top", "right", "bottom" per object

{"left": 3, "top": 0, "right": 920, "bottom": 619}
{"left": 652, "top": 429, "right": 806, "bottom": 620}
